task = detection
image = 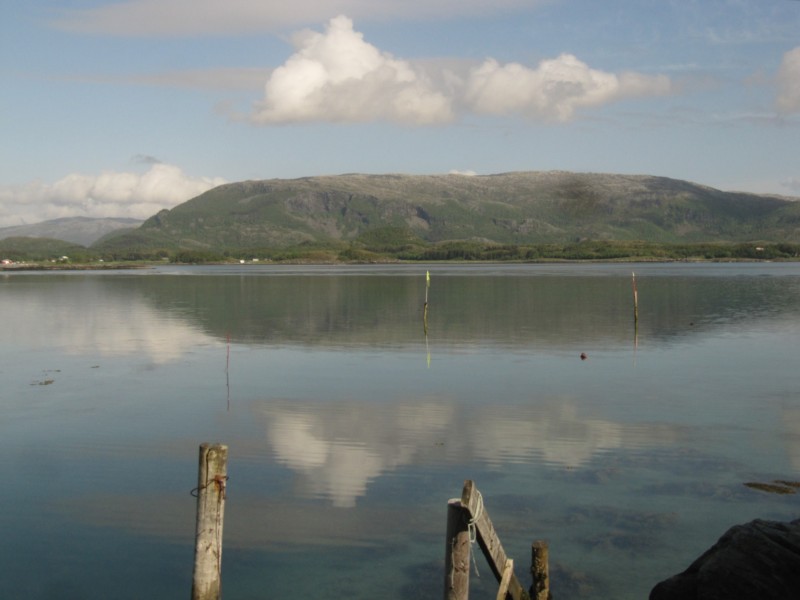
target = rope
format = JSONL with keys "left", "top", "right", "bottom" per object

{"left": 467, "top": 489, "right": 484, "bottom": 577}
{"left": 189, "top": 458, "right": 229, "bottom": 576}
{"left": 189, "top": 475, "right": 229, "bottom": 497}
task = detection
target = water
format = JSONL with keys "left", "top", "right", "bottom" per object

{"left": 1, "top": 263, "right": 799, "bottom": 599}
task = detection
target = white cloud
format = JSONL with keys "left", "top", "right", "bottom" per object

{"left": 776, "top": 46, "right": 800, "bottom": 114}
{"left": 50, "top": 0, "right": 544, "bottom": 36}
{"left": 465, "top": 54, "right": 672, "bottom": 121}
{"left": 0, "top": 163, "right": 226, "bottom": 227}
{"left": 782, "top": 177, "right": 800, "bottom": 194}
{"left": 251, "top": 16, "right": 453, "bottom": 125}
{"left": 251, "top": 17, "right": 672, "bottom": 125}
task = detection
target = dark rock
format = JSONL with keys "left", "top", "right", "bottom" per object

{"left": 650, "top": 518, "right": 800, "bottom": 600}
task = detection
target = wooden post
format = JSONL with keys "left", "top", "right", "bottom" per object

{"left": 530, "top": 540, "right": 551, "bottom": 600}
{"left": 423, "top": 270, "right": 430, "bottom": 336}
{"left": 191, "top": 443, "right": 228, "bottom": 600}
{"left": 632, "top": 272, "right": 639, "bottom": 349}
{"left": 445, "top": 499, "right": 471, "bottom": 600}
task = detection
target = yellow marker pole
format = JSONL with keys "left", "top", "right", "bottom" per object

{"left": 424, "top": 270, "right": 430, "bottom": 364}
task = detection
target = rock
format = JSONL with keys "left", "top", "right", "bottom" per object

{"left": 650, "top": 518, "right": 800, "bottom": 600}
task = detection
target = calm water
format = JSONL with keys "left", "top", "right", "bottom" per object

{"left": 1, "top": 263, "right": 799, "bottom": 599}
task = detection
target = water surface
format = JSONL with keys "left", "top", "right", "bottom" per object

{"left": 1, "top": 263, "right": 799, "bottom": 599}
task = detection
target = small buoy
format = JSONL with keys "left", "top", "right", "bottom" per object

{"left": 580, "top": 352, "right": 587, "bottom": 360}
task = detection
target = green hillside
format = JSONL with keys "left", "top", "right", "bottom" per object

{"left": 0, "top": 236, "right": 89, "bottom": 262}
{"left": 93, "top": 172, "right": 799, "bottom": 256}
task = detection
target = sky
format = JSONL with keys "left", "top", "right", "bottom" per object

{"left": 1, "top": 0, "right": 799, "bottom": 227}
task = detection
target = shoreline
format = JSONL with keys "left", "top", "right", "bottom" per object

{"left": 2, "top": 257, "right": 798, "bottom": 271}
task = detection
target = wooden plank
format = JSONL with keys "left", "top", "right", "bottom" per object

{"left": 496, "top": 558, "right": 514, "bottom": 600}
{"left": 460, "top": 480, "right": 530, "bottom": 600}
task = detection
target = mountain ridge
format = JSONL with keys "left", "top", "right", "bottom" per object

{"left": 0, "top": 216, "right": 142, "bottom": 246}
{"left": 5, "top": 172, "right": 800, "bottom": 258}
{"left": 124, "top": 171, "right": 800, "bottom": 250}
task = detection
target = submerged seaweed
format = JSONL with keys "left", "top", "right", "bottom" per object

{"left": 743, "top": 481, "right": 798, "bottom": 495}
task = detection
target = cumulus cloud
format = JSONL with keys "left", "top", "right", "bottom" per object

{"left": 782, "top": 177, "right": 800, "bottom": 194}
{"left": 0, "top": 163, "right": 226, "bottom": 227}
{"left": 251, "top": 16, "right": 672, "bottom": 125}
{"left": 776, "top": 46, "right": 800, "bottom": 114}
{"left": 465, "top": 54, "right": 672, "bottom": 121}
{"left": 251, "top": 16, "right": 453, "bottom": 125}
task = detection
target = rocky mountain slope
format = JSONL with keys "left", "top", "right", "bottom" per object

{"left": 114, "top": 171, "right": 798, "bottom": 250}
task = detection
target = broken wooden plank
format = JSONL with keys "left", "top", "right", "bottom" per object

{"left": 496, "top": 558, "right": 514, "bottom": 600}
{"left": 460, "top": 480, "right": 531, "bottom": 600}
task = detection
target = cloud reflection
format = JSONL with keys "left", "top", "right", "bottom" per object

{"left": 0, "top": 278, "right": 211, "bottom": 364}
{"left": 256, "top": 398, "right": 683, "bottom": 507}
{"left": 262, "top": 399, "right": 452, "bottom": 507}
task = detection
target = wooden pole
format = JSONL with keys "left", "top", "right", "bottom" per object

{"left": 423, "top": 270, "right": 430, "bottom": 336}
{"left": 530, "top": 540, "right": 551, "bottom": 600}
{"left": 191, "top": 443, "right": 228, "bottom": 600}
{"left": 632, "top": 272, "right": 640, "bottom": 349}
{"left": 445, "top": 499, "right": 471, "bottom": 600}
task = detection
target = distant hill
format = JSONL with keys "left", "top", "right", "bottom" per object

{"left": 0, "top": 217, "right": 142, "bottom": 246}
{"left": 97, "top": 172, "right": 800, "bottom": 253}
{"left": 0, "top": 236, "right": 88, "bottom": 261}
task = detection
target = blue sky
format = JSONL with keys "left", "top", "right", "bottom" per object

{"left": 1, "top": 0, "right": 799, "bottom": 226}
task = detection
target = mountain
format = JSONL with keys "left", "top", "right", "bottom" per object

{"left": 101, "top": 172, "right": 798, "bottom": 253}
{"left": 0, "top": 236, "right": 88, "bottom": 261}
{"left": 0, "top": 217, "right": 143, "bottom": 246}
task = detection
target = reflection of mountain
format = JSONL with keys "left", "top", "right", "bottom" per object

{"left": 255, "top": 398, "right": 685, "bottom": 507}
{"left": 5, "top": 266, "right": 799, "bottom": 359}
{"left": 0, "top": 275, "right": 211, "bottom": 363}
{"left": 134, "top": 268, "right": 800, "bottom": 350}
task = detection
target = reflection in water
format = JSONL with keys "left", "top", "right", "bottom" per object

{"left": 784, "top": 409, "right": 800, "bottom": 471}
{"left": 257, "top": 398, "right": 685, "bottom": 507}
{"left": 1, "top": 276, "right": 211, "bottom": 363}
{"left": 260, "top": 399, "right": 453, "bottom": 507}
{"left": 3, "top": 264, "right": 800, "bottom": 600}
{"left": 4, "top": 265, "right": 800, "bottom": 356}
{"left": 470, "top": 403, "right": 683, "bottom": 468}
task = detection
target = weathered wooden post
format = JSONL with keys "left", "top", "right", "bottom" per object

{"left": 632, "top": 272, "right": 640, "bottom": 349}
{"left": 445, "top": 498, "right": 471, "bottom": 600}
{"left": 192, "top": 443, "right": 228, "bottom": 600}
{"left": 530, "top": 540, "right": 551, "bottom": 600}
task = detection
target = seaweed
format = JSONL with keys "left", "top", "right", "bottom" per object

{"left": 743, "top": 481, "right": 798, "bottom": 495}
